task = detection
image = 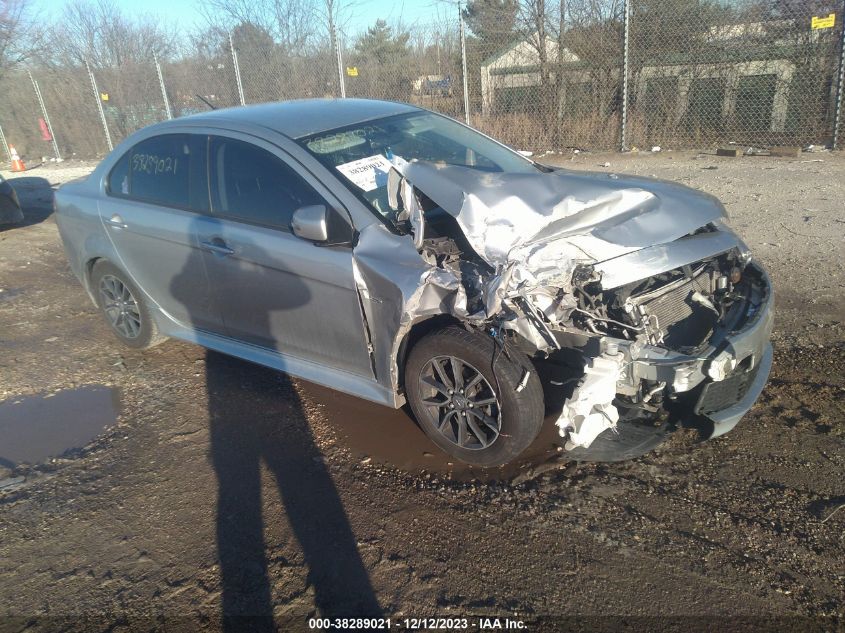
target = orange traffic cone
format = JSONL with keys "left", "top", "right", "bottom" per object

{"left": 10, "top": 146, "right": 26, "bottom": 172}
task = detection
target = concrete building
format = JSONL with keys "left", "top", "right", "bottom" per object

{"left": 479, "top": 29, "right": 804, "bottom": 134}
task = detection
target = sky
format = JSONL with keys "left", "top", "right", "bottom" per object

{"left": 32, "top": 0, "right": 461, "bottom": 38}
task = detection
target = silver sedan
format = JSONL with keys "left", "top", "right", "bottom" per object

{"left": 55, "top": 99, "right": 773, "bottom": 466}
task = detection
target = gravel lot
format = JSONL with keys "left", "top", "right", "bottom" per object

{"left": 0, "top": 151, "right": 843, "bottom": 631}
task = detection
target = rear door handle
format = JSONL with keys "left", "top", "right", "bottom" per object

{"left": 200, "top": 239, "right": 234, "bottom": 256}
{"left": 106, "top": 214, "right": 126, "bottom": 228}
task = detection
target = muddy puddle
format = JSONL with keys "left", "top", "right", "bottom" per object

{"left": 0, "top": 385, "right": 120, "bottom": 468}
{"left": 301, "top": 383, "right": 565, "bottom": 482}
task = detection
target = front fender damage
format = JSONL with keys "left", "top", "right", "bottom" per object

{"left": 351, "top": 223, "right": 469, "bottom": 399}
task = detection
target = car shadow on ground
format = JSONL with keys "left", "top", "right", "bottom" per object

{"left": 170, "top": 225, "right": 382, "bottom": 629}
{"left": 0, "top": 175, "right": 55, "bottom": 230}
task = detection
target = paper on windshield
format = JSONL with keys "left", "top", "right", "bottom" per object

{"left": 336, "top": 154, "right": 394, "bottom": 192}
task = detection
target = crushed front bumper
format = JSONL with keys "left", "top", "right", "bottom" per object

{"left": 696, "top": 342, "right": 773, "bottom": 437}
{"left": 628, "top": 262, "right": 774, "bottom": 439}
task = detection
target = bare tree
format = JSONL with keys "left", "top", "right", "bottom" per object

{"left": 47, "top": 0, "right": 177, "bottom": 68}
{"left": 276, "top": 0, "right": 319, "bottom": 52}
{"left": 185, "top": 24, "right": 231, "bottom": 61}
{"left": 33, "top": 0, "right": 179, "bottom": 144}
{"left": 510, "top": 0, "right": 559, "bottom": 118}
{"left": 200, "top": 0, "right": 319, "bottom": 53}
{"left": 0, "top": 0, "right": 42, "bottom": 78}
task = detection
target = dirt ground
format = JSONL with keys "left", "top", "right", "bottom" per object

{"left": 0, "top": 150, "right": 843, "bottom": 632}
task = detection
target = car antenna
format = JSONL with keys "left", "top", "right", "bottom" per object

{"left": 196, "top": 95, "right": 216, "bottom": 110}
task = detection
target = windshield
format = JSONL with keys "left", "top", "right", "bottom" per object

{"left": 298, "top": 111, "right": 539, "bottom": 223}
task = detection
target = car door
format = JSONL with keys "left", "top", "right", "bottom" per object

{"left": 99, "top": 133, "right": 220, "bottom": 332}
{"left": 196, "top": 133, "right": 373, "bottom": 378}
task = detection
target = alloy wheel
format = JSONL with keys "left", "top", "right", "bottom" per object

{"left": 99, "top": 274, "right": 142, "bottom": 339}
{"left": 418, "top": 355, "right": 502, "bottom": 450}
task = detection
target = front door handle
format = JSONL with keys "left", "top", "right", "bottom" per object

{"left": 200, "top": 239, "right": 234, "bottom": 256}
{"left": 106, "top": 214, "right": 126, "bottom": 228}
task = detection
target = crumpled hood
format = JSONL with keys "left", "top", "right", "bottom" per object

{"left": 395, "top": 161, "right": 727, "bottom": 265}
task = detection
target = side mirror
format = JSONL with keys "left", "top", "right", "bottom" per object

{"left": 292, "top": 204, "right": 355, "bottom": 246}
{"left": 291, "top": 204, "right": 329, "bottom": 242}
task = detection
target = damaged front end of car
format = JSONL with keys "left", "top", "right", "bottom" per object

{"left": 352, "top": 160, "right": 773, "bottom": 459}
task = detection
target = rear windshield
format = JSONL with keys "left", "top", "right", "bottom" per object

{"left": 298, "top": 112, "right": 538, "bottom": 221}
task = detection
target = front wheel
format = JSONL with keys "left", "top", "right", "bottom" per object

{"left": 405, "top": 326, "right": 545, "bottom": 467}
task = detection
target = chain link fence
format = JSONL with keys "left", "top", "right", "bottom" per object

{"left": 339, "top": 18, "right": 466, "bottom": 122}
{"left": 0, "top": 0, "right": 843, "bottom": 163}
{"left": 626, "top": 0, "right": 845, "bottom": 149}
{"left": 473, "top": 1, "right": 626, "bottom": 151}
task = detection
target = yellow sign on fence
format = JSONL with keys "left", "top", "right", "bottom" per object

{"left": 346, "top": 66, "right": 359, "bottom": 77}
{"left": 811, "top": 13, "right": 835, "bottom": 29}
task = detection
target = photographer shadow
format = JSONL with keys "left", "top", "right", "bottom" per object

{"left": 171, "top": 227, "right": 382, "bottom": 630}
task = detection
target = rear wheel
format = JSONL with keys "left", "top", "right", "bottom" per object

{"left": 92, "top": 260, "right": 165, "bottom": 349}
{"left": 405, "top": 326, "right": 544, "bottom": 467}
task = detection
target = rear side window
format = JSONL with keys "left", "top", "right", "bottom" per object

{"left": 209, "top": 136, "right": 323, "bottom": 230}
{"left": 108, "top": 152, "right": 131, "bottom": 196}
{"left": 107, "top": 134, "right": 193, "bottom": 208}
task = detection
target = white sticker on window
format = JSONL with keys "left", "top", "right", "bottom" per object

{"left": 335, "top": 154, "right": 394, "bottom": 192}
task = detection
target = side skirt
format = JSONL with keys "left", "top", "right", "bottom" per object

{"left": 154, "top": 310, "right": 405, "bottom": 409}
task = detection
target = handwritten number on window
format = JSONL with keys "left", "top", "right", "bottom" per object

{"left": 131, "top": 153, "right": 178, "bottom": 176}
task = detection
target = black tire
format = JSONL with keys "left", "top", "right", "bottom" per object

{"left": 405, "top": 326, "right": 545, "bottom": 467}
{"left": 91, "top": 260, "right": 166, "bottom": 350}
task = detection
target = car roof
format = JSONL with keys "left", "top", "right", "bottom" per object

{"left": 170, "top": 98, "right": 420, "bottom": 139}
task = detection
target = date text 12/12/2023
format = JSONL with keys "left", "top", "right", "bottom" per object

{"left": 307, "top": 617, "right": 528, "bottom": 630}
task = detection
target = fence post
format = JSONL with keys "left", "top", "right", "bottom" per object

{"left": 832, "top": 1, "right": 845, "bottom": 149}
{"left": 86, "top": 61, "right": 113, "bottom": 153}
{"left": 620, "top": 0, "right": 631, "bottom": 151}
{"left": 459, "top": 2, "right": 470, "bottom": 125}
{"left": 155, "top": 54, "right": 173, "bottom": 120}
{"left": 27, "top": 71, "right": 62, "bottom": 162}
{"left": 229, "top": 32, "right": 246, "bottom": 106}
{"left": 333, "top": 25, "right": 346, "bottom": 98}
{"left": 0, "top": 123, "right": 10, "bottom": 164}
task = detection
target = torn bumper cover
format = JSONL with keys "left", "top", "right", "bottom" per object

{"left": 559, "top": 263, "right": 774, "bottom": 448}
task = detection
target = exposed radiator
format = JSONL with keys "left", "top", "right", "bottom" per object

{"left": 635, "top": 269, "right": 717, "bottom": 349}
